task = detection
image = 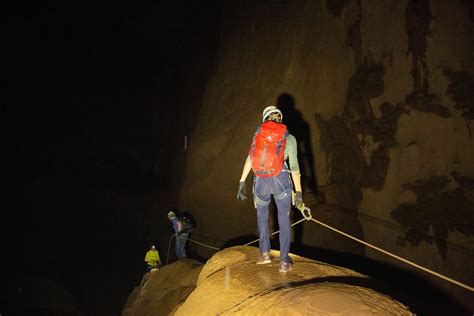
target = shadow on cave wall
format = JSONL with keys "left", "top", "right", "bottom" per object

{"left": 276, "top": 93, "right": 325, "bottom": 246}
{"left": 277, "top": 93, "right": 320, "bottom": 196}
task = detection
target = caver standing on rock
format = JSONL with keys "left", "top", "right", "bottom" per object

{"left": 168, "top": 211, "right": 192, "bottom": 259}
{"left": 237, "top": 106, "right": 304, "bottom": 273}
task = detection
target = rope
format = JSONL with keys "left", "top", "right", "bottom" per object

{"left": 187, "top": 237, "right": 221, "bottom": 250}
{"left": 166, "top": 234, "right": 221, "bottom": 264}
{"left": 308, "top": 215, "right": 474, "bottom": 292}
{"left": 244, "top": 218, "right": 307, "bottom": 246}
{"left": 164, "top": 205, "right": 474, "bottom": 292}
{"left": 292, "top": 205, "right": 473, "bottom": 292}
{"left": 166, "top": 234, "right": 175, "bottom": 264}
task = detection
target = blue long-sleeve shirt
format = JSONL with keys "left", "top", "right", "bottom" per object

{"left": 171, "top": 218, "right": 182, "bottom": 234}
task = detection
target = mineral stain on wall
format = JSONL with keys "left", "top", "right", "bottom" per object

{"left": 326, "top": 0, "right": 353, "bottom": 18}
{"left": 387, "top": 1, "right": 474, "bottom": 260}
{"left": 316, "top": 70, "right": 405, "bottom": 205}
{"left": 316, "top": 115, "right": 365, "bottom": 210}
{"left": 316, "top": 5, "right": 403, "bottom": 209}
{"left": 390, "top": 173, "right": 474, "bottom": 259}
{"left": 460, "top": 0, "right": 474, "bottom": 22}
{"left": 444, "top": 69, "right": 474, "bottom": 122}
{"left": 405, "top": 0, "right": 450, "bottom": 118}
{"left": 317, "top": 0, "right": 473, "bottom": 263}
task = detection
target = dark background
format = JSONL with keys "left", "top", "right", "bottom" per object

{"left": 4, "top": 1, "right": 221, "bottom": 315}
{"left": 3, "top": 1, "right": 473, "bottom": 315}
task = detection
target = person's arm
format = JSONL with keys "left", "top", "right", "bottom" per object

{"left": 286, "top": 134, "right": 303, "bottom": 196}
{"left": 291, "top": 170, "right": 302, "bottom": 192}
{"left": 286, "top": 135, "right": 301, "bottom": 190}
{"left": 239, "top": 156, "right": 252, "bottom": 182}
{"left": 237, "top": 156, "right": 252, "bottom": 201}
{"left": 171, "top": 220, "right": 179, "bottom": 236}
{"left": 286, "top": 134, "right": 305, "bottom": 208}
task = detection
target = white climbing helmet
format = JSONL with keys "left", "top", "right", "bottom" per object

{"left": 167, "top": 211, "right": 176, "bottom": 219}
{"left": 262, "top": 106, "right": 283, "bottom": 122}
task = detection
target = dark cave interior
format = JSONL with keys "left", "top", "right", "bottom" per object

{"left": 3, "top": 1, "right": 473, "bottom": 315}
{"left": 5, "top": 1, "right": 221, "bottom": 314}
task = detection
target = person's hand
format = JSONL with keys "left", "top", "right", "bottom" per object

{"left": 294, "top": 191, "right": 304, "bottom": 210}
{"left": 237, "top": 181, "right": 247, "bottom": 201}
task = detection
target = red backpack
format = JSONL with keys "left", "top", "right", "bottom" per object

{"left": 249, "top": 120, "right": 288, "bottom": 177}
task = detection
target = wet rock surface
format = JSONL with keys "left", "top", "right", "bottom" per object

{"left": 135, "top": 246, "right": 414, "bottom": 315}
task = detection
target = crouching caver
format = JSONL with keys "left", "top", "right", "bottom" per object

{"left": 237, "top": 106, "right": 304, "bottom": 273}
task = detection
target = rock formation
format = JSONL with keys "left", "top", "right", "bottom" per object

{"left": 123, "top": 246, "right": 413, "bottom": 315}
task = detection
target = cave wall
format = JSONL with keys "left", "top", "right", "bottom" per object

{"left": 177, "top": 0, "right": 474, "bottom": 305}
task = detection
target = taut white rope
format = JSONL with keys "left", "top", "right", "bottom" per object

{"left": 297, "top": 206, "right": 473, "bottom": 292}
{"left": 243, "top": 218, "right": 307, "bottom": 246}
{"left": 187, "top": 237, "right": 221, "bottom": 250}
{"left": 308, "top": 215, "right": 474, "bottom": 292}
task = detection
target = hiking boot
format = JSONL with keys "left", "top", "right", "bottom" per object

{"left": 279, "top": 261, "right": 292, "bottom": 273}
{"left": 256, "top": 252, "right": 271, "bottom": 264}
